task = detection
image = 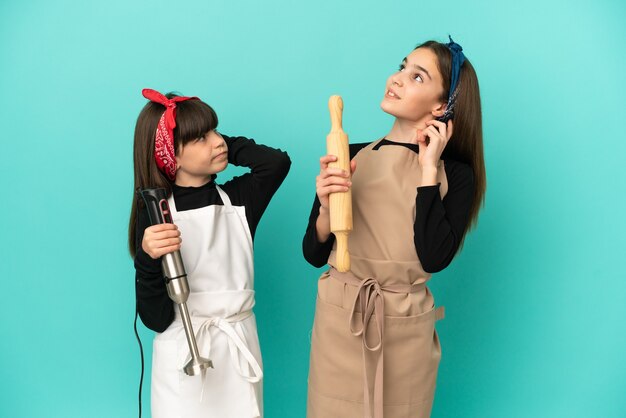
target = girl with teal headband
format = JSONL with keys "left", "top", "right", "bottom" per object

{"left": 303, "top": 36, "right": 486, "bottom": 418}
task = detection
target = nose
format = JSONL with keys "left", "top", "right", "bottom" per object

{"left": 214, "top": 137, "right": 226, "bottom": 150}
{"left": 390, "top": 72, "right": 402, "bottom": 87}
{"left": 211, "top": 132, "right": 224, "bottom": 147}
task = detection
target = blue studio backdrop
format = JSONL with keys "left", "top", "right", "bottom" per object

{"left": 1, "top": 0, "right": 625, "bottom": 417}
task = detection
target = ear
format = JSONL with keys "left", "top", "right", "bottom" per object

{"left": 431, "top": 101, "right": 447, "bottom": 118}
{"left": 175, "top": 143, "right": 184, "bottom": 167}
{"left": 175, "top": 150, "right": 182, "bottom": 169}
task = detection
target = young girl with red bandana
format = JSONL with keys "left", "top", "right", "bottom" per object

{"left": 129, "top": 89, "right": 290, "bottom": 418}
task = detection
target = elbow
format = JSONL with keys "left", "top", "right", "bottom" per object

{"left": 138, "top": 312, "right": 169, "bottom": 333}
{"left": 415, "top": 238, "right": 459, "bottom": 273}
{"left": 137, "top": 302, "right": 173, "bottom": 333}
{"left": 276, "top": 152, "right": 292, "bottom": 179}
{"left": 149, "top": 322, "right": 170, "bottom": 333}
{"left": 421, "top": 258, "right": 451, "bottom": 274}
{"left": 309, "top": 257, "right": 328, "bottom": 269}
{"left": 147, "top": 318, "right": 172, "bottom": 333}
{"left": 302, "top": 241, "right": 329, "bottom": 269}
{"left": 264, "top": 151, "right": 291, "bottom": 182}
{"left": 302, "top": 251, "right": 323, "bottom": 269}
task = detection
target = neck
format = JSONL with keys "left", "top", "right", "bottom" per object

{"left": 174, "top": 172, "right": 213, "bottom": 188}
{"left": 385, "top": 117, "right": 431, "bottom": 143}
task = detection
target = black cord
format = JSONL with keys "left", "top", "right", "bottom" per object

{"left": 134, "top": 304, "right": 144, "bottom": 418}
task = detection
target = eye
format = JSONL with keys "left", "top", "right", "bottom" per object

{"left": 398, "top": 63, "right": 405, "bottom": 72}
{"left": 413, "top": 74, "right": 424, "bottom": 83}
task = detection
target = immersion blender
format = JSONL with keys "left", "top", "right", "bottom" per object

{"left": 138, "top": 188, "right": 213, "bottom": 376}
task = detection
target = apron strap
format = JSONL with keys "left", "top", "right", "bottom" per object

{"left": 215, "top": 185, "right": 234, "bottom": 212}
{"left": 181, "top": 312, "right": 262, "bottom": 416}
{"left": 167, "top": 193, "right": 178, "bottom": 215}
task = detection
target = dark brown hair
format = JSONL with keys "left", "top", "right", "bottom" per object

{"left": 416, "top": 40, "right": 486, "bottom": 239}
{"left": 128, "top": 93, "right": 218, "bottom": 257}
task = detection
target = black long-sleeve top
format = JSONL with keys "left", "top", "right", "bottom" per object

{"left": 302, "top": 140, "right": 473, "bottom": 273}
{"left": 134, "top": 134, "right": 291, "bottom": 332}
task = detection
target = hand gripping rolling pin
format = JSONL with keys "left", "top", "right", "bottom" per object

{"left": 327, "top": 95, "right": 352, "bottom": 272}
{"left": 138, "top": 188, "right": 213, "bottom": 376}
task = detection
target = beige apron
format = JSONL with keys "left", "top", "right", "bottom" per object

{"left": 307, "top": 140, "right": 448, "bottom": 418}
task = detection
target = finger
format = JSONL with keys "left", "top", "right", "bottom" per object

{"left": 350, "top": 159, "right": 357, "bottom": 174}
{"left": 426, "top": 119, "right": 447, "bottom": 130}
{"left": 426, "top": 120, "right": 446, "bottom": 140}
{"left": 328, "top": 176, "right": 352, "bottom": 186}
{"left": 319, "top": 176, "right": 352, "bottom": 189}
{"left": 417, "top": 140, "right": 427, "bottom": 157}
{"left": 155, "top": 236, "right": 182, "bottom": 248}
{"left": 320, "top": 185, "right": 351, "bottom": 195}
{"left": 146, "top": 223, "right": 178, "bottom": 233}
{"left": 319, "top": 155, "right": 338, "bottom": 169}
{"left": 414, "top": 129, "right": 426, "bottom": 144}
{"left": 149, "top": 229, "right": 181, "bottom": 240}
{"left": 146, "top": 235, "right": 182, "bottom": 251}
{"left": 147, "top": 242, "right": 180, "bottom": 259}
{"left": 425, "top": 125, "right": 443, "bottom": 141}
{"left": 153, "top": 244, "right": 182, "bottom": 258}
{"left": 321, "top": 167, "right": 350, "bottom": 178}
{"left": 325, "top": 167, "right": 349, "bottom": 177}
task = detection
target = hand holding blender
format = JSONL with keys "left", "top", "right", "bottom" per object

{"left": 138, "top": 188, "right": 213, "bottom": 376}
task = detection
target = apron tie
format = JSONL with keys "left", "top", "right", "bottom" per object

{"left": 178, "top": 311, "right": 263, "bottom": 416}
{"left": 330, "top": 268, "right": 438, "bottom": 418}
{"left": 349, "top": 276, "right": 384, "bottom": 418}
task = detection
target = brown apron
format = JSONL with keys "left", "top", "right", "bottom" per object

{"left": 307, "top": 139, "right": 448, "bottom": 418}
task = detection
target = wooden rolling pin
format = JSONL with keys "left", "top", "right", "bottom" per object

{"left": 327, "top": 95, "right": 352, "bottom": 272}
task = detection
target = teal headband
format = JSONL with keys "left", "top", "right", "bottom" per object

{"left": 439, "top": 35, "right": 466, "bottom": 122}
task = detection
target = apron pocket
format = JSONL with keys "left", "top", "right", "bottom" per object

{"left": 309, "top": 295, "right": 442, "bottom": 407}
{"left": 384, "top": 305, "right": 441, "bottom": 405}
{"left": 309, "top": 296, "right": 364, "bottom": 401}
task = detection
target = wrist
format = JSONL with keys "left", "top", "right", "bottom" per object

{"left": 315, "top": 206, "right": 331, "bottom": 243}
{"left": 420, "top": 165, "right": 438, "bottom": 186}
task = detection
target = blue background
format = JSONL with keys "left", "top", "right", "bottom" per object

{"left": 2, "top": 0, "right": 625, "bottom": 417}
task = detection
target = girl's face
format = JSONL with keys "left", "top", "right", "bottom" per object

{"left": 380, "top": 47, "right": 447, "bottom": 122}
{"left": 175, "top": 130, "right": 228, "bottom": 180}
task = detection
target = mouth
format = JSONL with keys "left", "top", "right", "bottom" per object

{"left": 386, "top": 88, "right": 400, "bottom": 99}
{"left": 213, "top": 151, "right": 228, "bottom": 161}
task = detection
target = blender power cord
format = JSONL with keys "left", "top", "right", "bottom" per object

{"left": 134, "top": 303, "right": 144, "bottom": 418}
